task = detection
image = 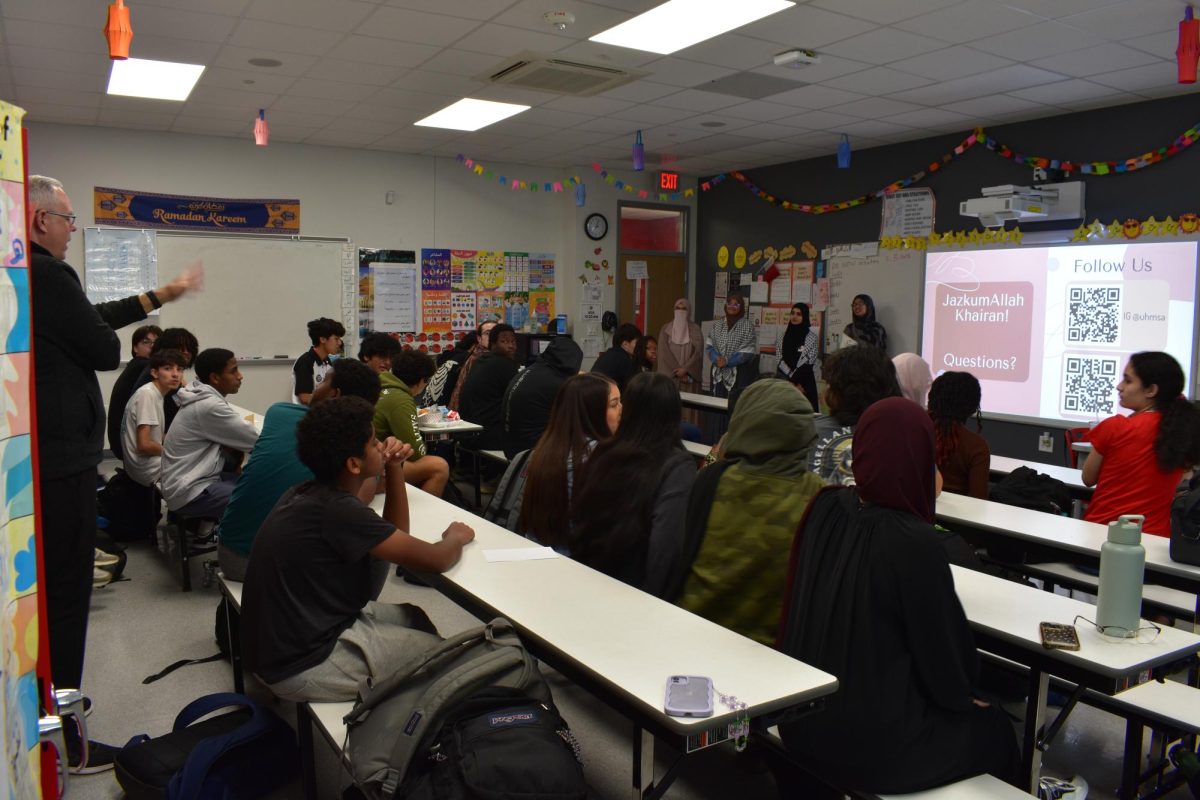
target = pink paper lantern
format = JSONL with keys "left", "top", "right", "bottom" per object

{"left": 254, "top": 109, "right": 269, "bottom": 147}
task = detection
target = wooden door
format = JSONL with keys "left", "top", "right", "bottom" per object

{"left": 618, "top": 254, "right": 686, "bottom": 340}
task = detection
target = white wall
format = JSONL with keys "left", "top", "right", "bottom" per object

{"left": 25, "top": 122, "right": 696, "bottom": 416}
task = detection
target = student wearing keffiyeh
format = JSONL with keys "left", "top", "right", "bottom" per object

{"left": 843, "top": 293, "right": 888, "bottom": 352}
{"left": 705, "top": 291, "right": 757, "bottom": 397}
{"left": 775, "top": 302, "right": 820, "bottom": 411}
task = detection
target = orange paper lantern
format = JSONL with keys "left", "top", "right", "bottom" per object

{"left": 254, "top": 109, "right": 269, "bottom": 147}
{"left": 104, "top": 0, "right": 133, "bottom": 60}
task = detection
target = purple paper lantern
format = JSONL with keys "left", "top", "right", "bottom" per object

{"left": 632, "top": 129, "right": 645, "bottom": 172}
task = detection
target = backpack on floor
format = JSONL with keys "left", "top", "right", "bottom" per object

{"left": 343, "top": 618, "right": 585, "bottom": 800}
{"left": 97, "top": 467, "right": 160, "bottom": 542}
{"left": 989, "top": 466, "right": 1073, "bottom": 516}
{"left": 115, "top": 693, "right": 298, "bottom": 800}
{"left": 1170, "top": 480, "right": 1200, "bottom": 566}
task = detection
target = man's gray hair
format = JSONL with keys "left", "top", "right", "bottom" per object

{"left": 27, "top": 175, "right": 65, "bottom": 211}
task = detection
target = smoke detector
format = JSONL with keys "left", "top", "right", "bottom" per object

{"left": 544, "top": 11, "right": 575, "bottom": 30}
{"left": 773, "top": 49, "right": 821, "bottom": 69}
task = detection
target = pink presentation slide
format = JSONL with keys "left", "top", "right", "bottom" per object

{"left": 921, "top": 241, "right": 1197, "bottom": 424}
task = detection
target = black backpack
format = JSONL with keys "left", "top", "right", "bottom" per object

{"left": 97, "top": 468, "right": 160, "bottom": 542}
{"left": 115, "top": 693, "right": 298, "bottom": 800}
{"left": 1170, "top": 479, "right": 1200, "bottom": 565}
{"left": 989, "top": 466, "right": 1073, "bottom": 516}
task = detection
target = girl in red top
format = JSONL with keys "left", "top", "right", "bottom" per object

{"left": 1083, "top": 352, "right": 1200, "bottom": 536}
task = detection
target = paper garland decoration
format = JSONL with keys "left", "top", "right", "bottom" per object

{"left": 875, "top": 214, "right": 1200, "bottom": 251}
{"left": 705, "top": 121, "right": 1200, "bottom": 213}
{"left": 453, "top": 154, "right": 696, "bottom": 202}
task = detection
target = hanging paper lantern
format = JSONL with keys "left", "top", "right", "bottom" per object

{"left": 575, "top": 182, "right": 586, "bottom": 207}
{"left": 104, "top": 0, "right": 133, "bottom": 60}
{"left": 1178, "top": 6, "right": 1199, "bottom": 83}
{"left": 254, "top": 109, "right": 269, "bottom": 146}
{"left": 837, "top": 133, "right": 851, "bottom": 169}
{"left": 632, "top": 129, "right": 645, "bottom": 172}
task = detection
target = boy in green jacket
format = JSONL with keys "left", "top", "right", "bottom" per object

{"left": 375, "top": 349, "right": 449, "bottom": 497}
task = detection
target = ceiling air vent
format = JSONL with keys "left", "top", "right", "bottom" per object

{"left": 486, "top": 52, "right": 645, "bottom": 97}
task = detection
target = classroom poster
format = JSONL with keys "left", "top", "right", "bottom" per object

{"left": 421, "top": 249, "right": 451, "bottom": 290}
{"left": 477, "top": 290, "right": 505, "bottom": 324}
{"left": 451, "top": 292, "right": 476, "bottom": 331}
{"left": 530, "top": 290, "right": 555, "bottom": 330}
{"left": 503, "top": 252, "right": 529, "bottom": 293}
{"left": 373, "top": 264, "right": 418, "bottom": 331}
{"left": 421, "top": 290, "right": 451, "bottom": 333}
{"left": 504, "top": 292, "right": 529, "bottom": 329}
{"left": 815, "top": 278, "right": 830, "bottom": 311}
{"left": 478, "top": 251, "right": 505, "bottom": 290}
{"left": 768, "top": 263, "right": 791, "bottom": 305}
{"left": 451, "top": 250, "right": 478, "bottom": 291}
{"left": 529, "top": 253, "right": 555, "bottom": 290}
{"left": 713, "top": 271, "right": 729, "bottom": 299}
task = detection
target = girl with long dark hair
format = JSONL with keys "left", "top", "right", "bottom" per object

{"left": 927, "top": 371, "right": 989, "bottom": 499}
{"left": 519, "top": 373, "right": 619, "bottom": 547}
{"left": 1083, "top": 351, "right": 1200, "bottom": 535}
{"left": 775, "top": 302, "right": 820, "bottom": 410}
{"left": 569, "top": 372, "right": 697, "bottom": 597}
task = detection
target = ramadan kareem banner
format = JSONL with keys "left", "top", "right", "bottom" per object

{"left": 94, "top": 186, "right": 300, "bottom": 233}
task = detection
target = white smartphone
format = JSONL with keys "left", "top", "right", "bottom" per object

{"left": 664, "top": 675, "right": 714, "bottom": 718}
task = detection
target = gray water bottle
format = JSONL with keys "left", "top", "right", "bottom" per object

{"left": 1096, "top": 514, "right": 1146, "bottom": 634}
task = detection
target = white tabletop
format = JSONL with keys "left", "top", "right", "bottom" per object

{"left": 227, "top": 402, "right": 264, "bottom": 434}
{"left": 416, "top": 418, "right": 483, "bottom": 434}
{"left": 989, "top": 455, "right": 1091, "bottom": 493}
{"left": 679, "top": 392, "right": 728, "bottom": 413}
{"left": 372, "top": 489, "right": 838, "bottom": 734}
{"left": 682, "top": 439, "right": 711, "bottom": 458}
{"left": 1072, "top": 441, "right": 1094, "bottom": 454}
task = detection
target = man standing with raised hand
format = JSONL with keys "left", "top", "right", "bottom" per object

{"left": 28, "top": 174, "right": 201, "bottom": 773}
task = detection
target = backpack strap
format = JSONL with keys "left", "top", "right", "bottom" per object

{"left": 167, "top": 694, "right": 275, "bottom": 800}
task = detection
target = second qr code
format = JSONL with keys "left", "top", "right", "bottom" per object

{"left": 1067, "top": 285, "right": 1121, "bottom": 344}
{"left": 1062, "top": 356, "right": 1119, "bottom": 417}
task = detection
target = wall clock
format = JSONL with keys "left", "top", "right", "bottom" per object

{"left": 584, "top": 212, "right": 608, "bottom": 240}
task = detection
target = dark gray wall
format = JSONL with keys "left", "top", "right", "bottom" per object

{"left": 696, "top": 93, "right": 1200, "bottom": 464}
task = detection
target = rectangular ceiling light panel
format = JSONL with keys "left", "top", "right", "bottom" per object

{"left": 415, "top": 98, "right": 531, "bottom": 131}
{"left": 107, "top": 58, "right": 205, "bottom": 101}
{"left": 590, "top": 0, "right": 795, "bottom": 55}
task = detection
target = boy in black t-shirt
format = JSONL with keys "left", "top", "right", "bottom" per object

{"left": 292, "top": 317, "right": 344, "bottom": 405}
{"left": 241, "top": 396, "right": 475, "bottom": 702}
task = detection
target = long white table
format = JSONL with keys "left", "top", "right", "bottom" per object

{"left": 227, "top": 402, "right": 264, "bottom": 434}
{"left": 953, "top": 564, "right": 1200, "bottom": 794}
{"left": 988, "top": 455, "right": 1091, "bottom": 495}
{"left": 679, "top": 391, "right": 728, "bottom": 413}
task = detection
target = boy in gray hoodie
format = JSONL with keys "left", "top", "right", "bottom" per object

{"left": 160, "top": 348, "right": 260, "bottom": 518}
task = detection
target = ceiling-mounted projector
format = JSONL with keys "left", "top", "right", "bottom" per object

{"left": 774, "top": 49, "right": 821, "bottom": 68}
{"left": 959, "top": 182, "right": 1085, "bottom": 229}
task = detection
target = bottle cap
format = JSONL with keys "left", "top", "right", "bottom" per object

{"left": 1108, "top": 514, "right": 1145, "bottom": 545}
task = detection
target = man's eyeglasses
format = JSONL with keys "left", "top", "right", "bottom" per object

{"left": 1073, "top": 615, "right": 1162, "bottom": 643}
{"left": 44, "top": 211, "right": 77, "bottom": 225}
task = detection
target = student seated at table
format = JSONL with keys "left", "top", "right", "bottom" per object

{"left": 120, "top": 348, "right": 186, "bottom": 488}
{"left": 591, "top": 323, "right": 640, "bottom": 391}
{"left": 809, "top": 345, "right": 901, "bottom": 485}
{"left": 570, "top": 372, "right": 696, "bottom": 598}
{"left": 673, "top": 379, "right": 821, "bottom": 644}
{"left": 778, "top": 398, "right": 1019, "bottom": 794}
{"left": 358, "top": 330, "right": 401, "bottom": 375}
{"left": 634, "top": 334, "right": 657, "bottom": 373}
{"left": 928, "top": 371, "right": 990, "bottom": 500}
{"left": 375, "top": 349, "right": 450, "bottom": 498}
{"left": 241, "top": 396, "right": 475, "bottom": 702}
{"left": 501, "top": 336, "right": 584, "bottom": 459}
{"left": 293, "top": 317, "right": 344, "bottom": 405}
{"left": 449, "top": 320, "right": 497, "bottom": 412}
{"left": 893, "top": 352, "right": 933, "bottom": 409}
{"left": 160, "top": 348, "right": 260, "bottom": 519}
{"left": 516, "top": 373, "right": 619, "bottom": 544}
{"left": 106, "top": 324, "right": 160, "bottom": 460}
{"left": 422, "top": 331, "right": 476, "bottom": 407}
{"left": 1084, "top": 351, "right": 1200, "bottom": 536}
{"left": 458, "top": 323, "right": 519, "bottom": 452}
{"left": 218, "top": 358, "right": 384, "bottom": 581}
{"left": 121, "top": 327, "right": 199, "bottom": 443}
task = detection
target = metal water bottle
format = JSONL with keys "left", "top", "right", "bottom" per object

{"left": 1096, "top": 514, "right": 1145, "bottom": 634}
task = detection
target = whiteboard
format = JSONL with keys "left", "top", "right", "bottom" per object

{"left": 99, "top": 232, "right": 353, "bottom": 361}
{"left": 824, "top": 248, "right": 924, "bottom": 356}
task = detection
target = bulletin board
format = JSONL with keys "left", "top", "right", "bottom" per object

{"left": 358, "top": 247, "right": 556, "bottom": 355}
{"left": 824, "top": 248, "right": 924, "bottom": 355}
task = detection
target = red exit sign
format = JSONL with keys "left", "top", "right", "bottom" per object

{"left": 659, "top": 171, "right": 679, "bottom": 191}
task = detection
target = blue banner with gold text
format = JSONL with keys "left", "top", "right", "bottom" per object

{"left": 93, "top": 186, "right": 300, "bottom": 234}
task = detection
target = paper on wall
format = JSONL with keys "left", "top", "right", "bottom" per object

{"left": 758, "top": 322, "right": 777, "bottom": 349}
{"left": 625, "top": 260, "right": 649, "bottom": 279}
{"left": 713, "top": 272, "right": 729, "bottom": 298}
{"left": 769, "top": 263, "right": 791, "bottom": 305}
{"left": 373, "top": 264, "right": 417, "bottom": 331}
{"left": 581, "top": 302, "right": 602, "bottom": 323}
{"left": 749, "top": 280, "right": 769, "bottom": 304}
{"left": 583, "top": 283, "right": 602, "bottom": 303}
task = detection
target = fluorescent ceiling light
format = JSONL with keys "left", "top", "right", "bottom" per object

{"left": 414, "top": 98, "right": 530, "bottom": 132}
{"left": 107, "top": 57, "right": 205, "bottom": 101}
{"left": 590, "top": 0, "right": 794, "bottom": 55}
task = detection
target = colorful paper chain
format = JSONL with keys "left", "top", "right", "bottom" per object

{"left": 706, "top": 121, "right": 1200, "bottom": 214}
{"left": 454, "top": 154, "right": 695, "bottom": 201}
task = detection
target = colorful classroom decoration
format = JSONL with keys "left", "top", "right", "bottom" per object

{"left": 704, "top": 121, "right": 1200, "bottom": 212}
{"left": 453, "top": 155, "right": 697, "bottom": 203}
{"left": 94, "top": 187, "right": 300, "bottom": 233}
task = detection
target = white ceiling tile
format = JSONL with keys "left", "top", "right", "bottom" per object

{"left": 970, "top": 21, "right": 1107, "bottom": 61}
{"left": 244, "top": 0, "right": 375, "bottom": 32}
{"left": 491, "top": 0, "right": 631, "bottom": 38}
{"left": 608, "top": 105, "right": 698, "bottom": 125}
{"left": 894, "top": 1, "right": 1042, "bottom": 44}
{"left": 305, "top": 60, "right": 408, "bottom": 88}
{"left": 733, "top": 121, "right": 814, "bottom": 140}
{"left": 890, "top": 64, "right": 1067, "bottom": 105}
{"left": 882, "top": 106, "right": 974, "bottom": 130}
{"left": 269, "top": 94, "right": 359, "bottom": 116}
{"left": 1059, "top": 91, "right": 1144, "bottom": 111}
{"left": 541, "top": 95, "right": 633, "bottom": 115}
{"left": 824, "top": 66, "right": 932, "bottom": 94}
{"left": 1062, "top": 0, "right": 1182, "bottom": 39}
{"left": 187, "top": 84, "right": 281, "bottom": 108}
{"left": 739, "top": 138, "right": 812, "bottom": 155}
{"left": 671, "top": 133, "right": 760, "bottom": 156}
{"left": 654, "top": 89, "right": 743, "bottom": 113}
{"left": 786, "top": 130, "right": 848, "bottom": 148}
{"left": 596, "top": 80, "right": 680, "bottom": 103}
{"left": 752, "top": 54, "right": 876, "bottom": 84}
{"left": 1090, "top": 61, "right": 1181, "bottom": 92}
{"left": 767, "top": 84, "right": 868, "bottom": 109}
{"left": 773, "top": 109, "right": 863, "bottom": 129}
{"left": 229, "top": 19, "right": 344, "bottom": 55}
{"left": 535, "top": 127, "right": 615, "bottom": 145}
{"left": 177, "top": 101, "right": 266, "bottom": 121}
{"left": 468, "top": 84, "right": 557, "bottom": 106}
{"left": 828, "top": 96, "right": 925, "bottom": 118}
{"left": 378, "top": 0, "right": 522, "bottom": 19}
{"left": 667, "top": 114, "right": 757, "bottom": 132}
{"left": 824, "top": 27, "right": 951, "bottom": 66}
{"left": 355, "top": 6, "right": 483, "bottom": 45}
{"left": 716, "top": 100, "right": 808, "bottom": 122}
{"left": 1014, "top": 78, "right": 1131, "bottom": 105}
{"left": 97, "top": 108, "right": 180, "bottom": 127}
{"left": 306, "top": 129, "right": 382, "bottom": 146}
{"left": 940, "top": 94, "right": 1049, "bottom": 120}
{"left": 673, "top": 35, "right": 777, "bottom": 72}
{"left": 420, "top": 49, "right": 503, "bottom": 78}
{"left": 269, "top": 125, "right": 324, "bottom": 142}
{"left": 214, "top": 46, "right": 319, "bottom": 76}
{"left": 737, "top": 5, "right": 877, "bottom": 46}
{"left": 325, "top": 36, "right": 441, "bottom": 67}
{"left": 998, "top": 0, "right": 1123, "bottom": 18}
{"left": 452, "top": 24, "right": 572, "bottom": 58}
{"left": 1137, "top": 81, "right": 1200, "bottom": 99}
{"left": 12, "top": 66, "right": 107, "bottom": 94}
{"left": 640, "top": 125, "right": 719, "bottom": 143}
{"left": 13, "top": 88, "right": 103, "bottom": 110}
{"left": 1031, "top": 44, "right": 1163, "bottom": 78}
{"left": 6, "top": 44, "right": 110, "bottom": 75}
{"left": 198, "top": 67, "right": 297, "bottom": 95}
{"left": 484, "top": 119, "right": 561, "bottom": 138}
{"left": 1123, "top": 30, "right": 1176, "bottom": 59}
{"left": 20, "top": 102, "right": 100, "bottom": 125}
{"left": 3, "top": 0, "right": 105, "bottom": 24}
{"left": 171, "top": 116, "right": 253, "bottom": 135}
{"left": 389, "top": 70, "right": 484, "bottom": 96}
{"left": 808, "top": 0, "right": 962, "bottom": 25}
{"left": 255, "top": 108, "right": 341, "bottom": 127}
{"left": 837, "top": 118, "right": 914, "bottom": 138}
{"left": 365, "top": 86, "right": 454, "bottom": 110}
{"left": 3, "top": 19, "right": 107, "bottom": 58}
{"left": 509, "top": 106, "right": 592, "bottom": 127}
{"left": 889, "top": 45, "right": 1014, "bottom": 79}
{"left": 285, "top": 77, "right": 378, "bottom": 103}
{"left": 129, "top": 0, "right": 252, "bottom": 15}
{"left": 642, "top": 58, "right": 737, "bottom": 88}
{"left": 128, "top": 4, "right": 242, "bottom": 43}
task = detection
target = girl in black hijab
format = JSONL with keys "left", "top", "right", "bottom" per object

{"left": 843, "top": 293, "right": 888, "bottom": 351}
{"left": 775, "top": 302, "right": 820, "bottom": 410}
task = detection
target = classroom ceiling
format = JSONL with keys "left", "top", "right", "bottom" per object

{"left": 0, "top": 0, "right": 1195, "bottom": 175}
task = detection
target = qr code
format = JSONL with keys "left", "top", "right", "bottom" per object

{"left": 1067, "top": 286, "right": 1121, "bottom": 344}
{"left": 1062, "top": 356, "right": 1118, "bottom": 415}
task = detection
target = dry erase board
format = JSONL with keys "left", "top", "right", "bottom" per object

{"left": 824, "top": 248, "right": 923, "bottom": 356}
{"left": 87, "top": 230, "right": 354, "bottom": 361}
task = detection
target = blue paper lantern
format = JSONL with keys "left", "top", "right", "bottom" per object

{"left": 575, "top": 182, "right": 586, "bottom": 207}
{"left": 837, "top": 134, "right": 851, "bottom": 169}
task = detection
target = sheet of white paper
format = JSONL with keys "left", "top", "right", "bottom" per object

{"left": 483, "top": 547, "right": 560, "bottom": 563}
{"left": 749, "top": 280, "right": 769, "bottom": 304}
{"left": 625, "top": 260, "right": 649, "bottom": 279}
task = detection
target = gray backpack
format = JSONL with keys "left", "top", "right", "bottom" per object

{"left": 343, "top": 618, "right": 584, "bottom": 800}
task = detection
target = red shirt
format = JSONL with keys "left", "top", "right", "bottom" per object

{"left": 1084, "top": 411, "right": 1182, "bottom": 536}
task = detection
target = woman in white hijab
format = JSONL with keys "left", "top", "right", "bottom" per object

{"left": 657, "top": 298, "right": 703, "bottom": 394}
{"left": 893, "top": 353, "right": 933, "bottom": 409}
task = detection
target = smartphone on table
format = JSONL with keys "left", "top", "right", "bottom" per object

{"left": 665, "top": 675, "right": 714, "bottom": 718}
{"left": 1039, "top": 621, "right": 1081, "bottom": 651}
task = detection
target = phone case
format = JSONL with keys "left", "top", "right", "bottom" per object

{"left": 1040, "top": 622, "right": 1081, "bottom": 651}
{"left": 664, "top": 675, "right": 714, "bottom": 718}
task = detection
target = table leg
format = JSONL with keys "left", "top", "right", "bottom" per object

{"left": 1022, "top": 668, "right": 1049, "bottom": 794}
{"left": 632, "top": 725, "right": 654, "bottom": 800}
{"left": 472, "top": 447, "right": 482, "bottom": 510}
{"left": 223, "top": 594, "right": 244, "bottom": 694}
{"left": 1119, "top": 718, "right": 1144, "bottom": 800}
{"left": 298, "top": 702, "right": 318, "bottom": 800}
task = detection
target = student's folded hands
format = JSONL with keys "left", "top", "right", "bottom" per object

{"left": 379, "top": 436, "right": 412, "bottom": 464}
